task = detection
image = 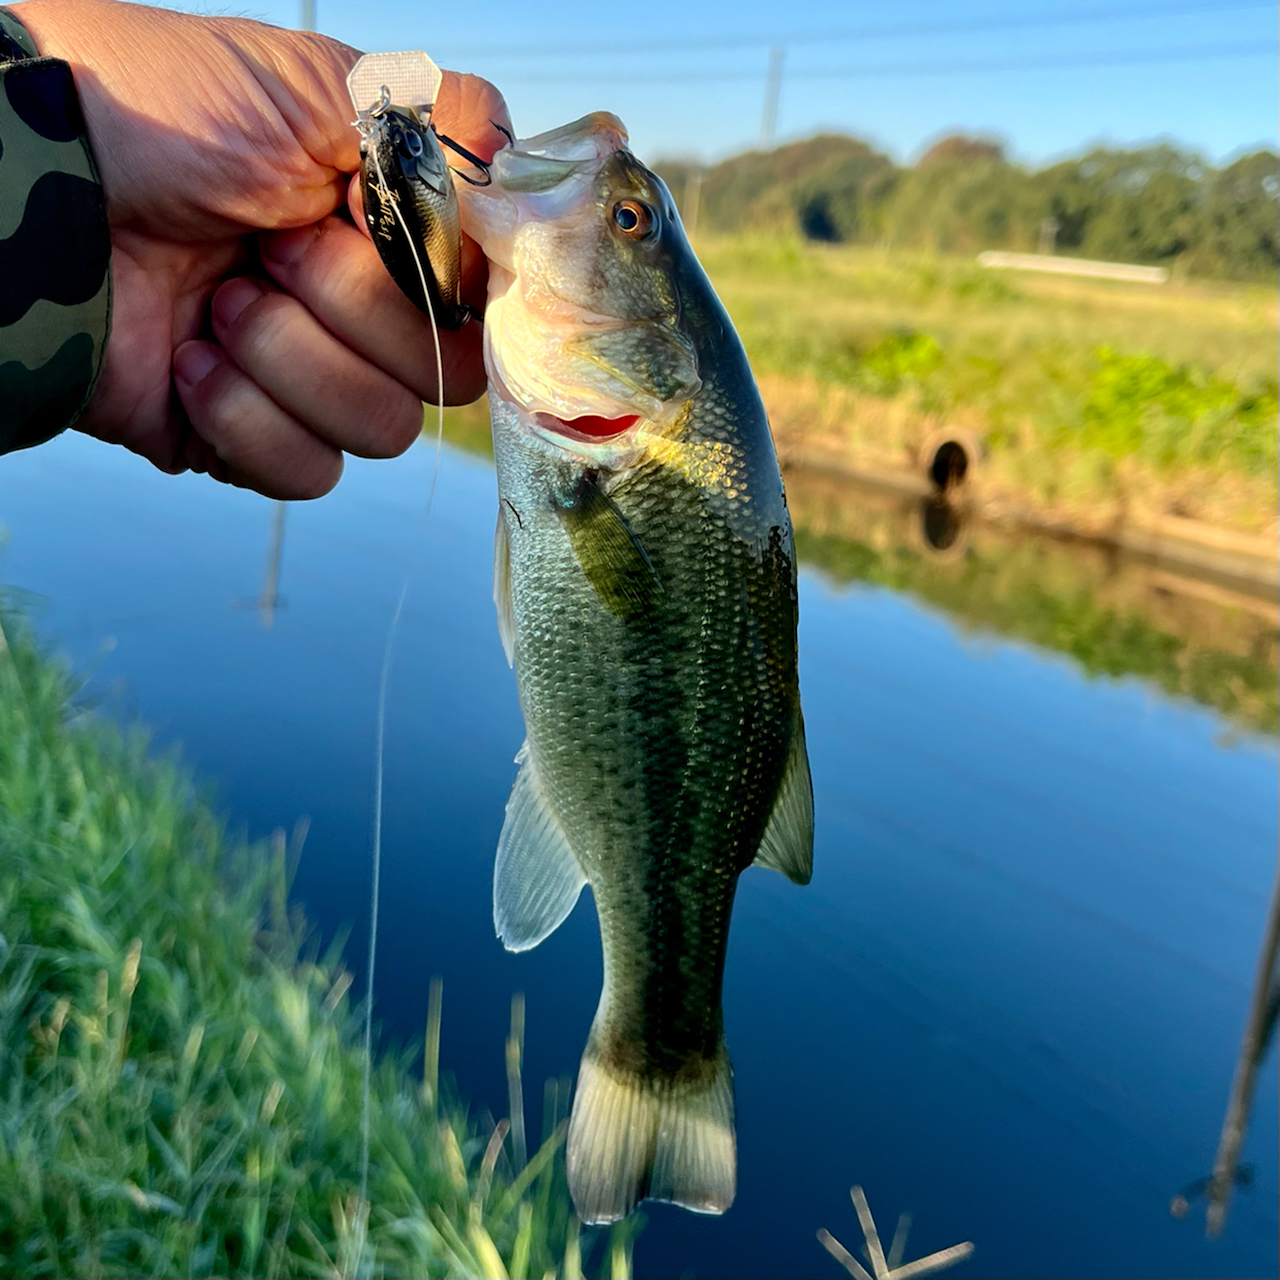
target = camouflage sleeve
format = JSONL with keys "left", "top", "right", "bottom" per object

{"left": 0, "top": 5, "right": 111, "bottom": 455}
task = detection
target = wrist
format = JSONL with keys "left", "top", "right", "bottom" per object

{"left": 0, "top": 3, "right": 112, "bottom": 452}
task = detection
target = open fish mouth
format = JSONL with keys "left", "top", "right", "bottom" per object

{"left": 542, "top": 413, "right": 640, "bottom": 440}
{"left": 458, "top": 114, "right": 701, "bottom": 442}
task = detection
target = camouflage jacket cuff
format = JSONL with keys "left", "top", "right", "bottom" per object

{"left": 0, "top": 6, "right": 111, "bottom": 455}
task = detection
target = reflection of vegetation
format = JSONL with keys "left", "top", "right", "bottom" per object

{"left": 0, "top": 610, "right": 632, "bottom": 1278}
{"left": 786, "top": 471, "right": 1279, "bottom": 734}
{"left": 437, "top": 400, "right": 494, "bottom": 459}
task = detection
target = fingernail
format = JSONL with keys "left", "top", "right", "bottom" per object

{"left": 173, "top": 341, "right": 222, "bottom": 388}
{"left": 213, "top": 277, "right": 267, "bottom": 331}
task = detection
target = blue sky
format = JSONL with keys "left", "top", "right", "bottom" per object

{"left": 213, "top": 0, "right": 1277, "bottom": 165}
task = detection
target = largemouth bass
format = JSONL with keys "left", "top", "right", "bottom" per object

{"left": 458, "top": 114, "right": 813, "bottom": 1225}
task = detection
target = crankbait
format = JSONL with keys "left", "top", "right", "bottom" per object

{"left": 349, "top": 52, "right": 486, "bottom": 330}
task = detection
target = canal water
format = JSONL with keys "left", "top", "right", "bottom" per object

{"left": 1, "top": 429, "right": 1276, "bottom": 1279}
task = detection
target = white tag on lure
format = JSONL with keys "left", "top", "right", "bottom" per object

{"left": 346, "top": 50, "right": 442, "bottom": 116}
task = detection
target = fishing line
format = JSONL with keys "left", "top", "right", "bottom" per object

{"left": 358, "top": 119, "right": 448, "bottom": 1216}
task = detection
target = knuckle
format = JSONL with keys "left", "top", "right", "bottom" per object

{"left": 217, "top": 285, "right": 289, "bottom": 354}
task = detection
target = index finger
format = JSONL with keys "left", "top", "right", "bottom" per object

{"left": 434, "top": 70, "right": 513, "bottom": 166}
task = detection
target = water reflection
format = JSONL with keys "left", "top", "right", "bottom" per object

{"left": 917, "top": 495, "right": 968, "bottom": 561}
{"left": 783, "top": 463, "right": 1279, "bottom": 734}
{"left": 1172, "top": 872, "right": 1280, "bottom": 1236}
{"left": 258, "top": 500, "right": 288, "bottom": 630}
{"left": 439, "top": 407, "right": 1280, "bottom": 735}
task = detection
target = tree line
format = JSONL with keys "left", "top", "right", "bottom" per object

{"left": 656, "top": 134, "right": 1279, "bottom": 281}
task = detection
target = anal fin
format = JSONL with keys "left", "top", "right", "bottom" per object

{"left": 494, "top": 746, "right": 587, "bottom": 951}
{"left": 752, "top": 719, "right": 814, "bottom": 885}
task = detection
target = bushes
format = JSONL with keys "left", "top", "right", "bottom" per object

{"left": 657, "top": 136, "right": 1280, "bottom": 282}
{"left": 1080, "top": 347, "right": 1280, "bottom": 475}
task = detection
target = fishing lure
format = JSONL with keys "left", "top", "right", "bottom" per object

{"left": 349, "top": 51, "right": 485, "bottom": 330}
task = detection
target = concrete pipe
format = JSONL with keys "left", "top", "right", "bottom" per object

{"left": 919, "top": 428, "right": 980, "bottom": 496}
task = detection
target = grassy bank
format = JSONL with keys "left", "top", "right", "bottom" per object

{"left": 695, "top": 236, "right": 1278, "bottom": 538}
{"left": 0, "top": 608, "right": 633, "bottom": 1279}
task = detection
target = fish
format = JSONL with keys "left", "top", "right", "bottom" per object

{"left": 457, "top": 113, "right": 813, "bottom": 1225}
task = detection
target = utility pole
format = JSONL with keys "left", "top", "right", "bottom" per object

{"left": 300, "top": 0, "right": 314, "bottom": 31}
{"left": 760, "top": 45, "right": 784, "bottom": 149}
{"left": 683, "top": 168, "right": 703, "bottom": 237}
{"left": 1038, "top": 216, "right": 1059, "bottom": 256}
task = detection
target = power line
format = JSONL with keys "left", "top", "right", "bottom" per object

{"left": 441, "top": 0, "right": 1273, "bottom": 60}
{"left": 486, "top": 40, "right": 1280, "bottom": 85}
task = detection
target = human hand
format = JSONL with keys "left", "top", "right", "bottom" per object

{"left": 13, "top": 0, "right": 511, "bottom": 498}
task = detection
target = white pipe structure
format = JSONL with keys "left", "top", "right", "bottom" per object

{"left": 977, "top": 250, "right": 1169, "bottom": 284}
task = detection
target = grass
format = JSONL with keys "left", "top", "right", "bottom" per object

{"left": 692, "top": 236, "right": 1279, "bottom": 536}
{"left": 0, "top": 605, "right": 638, "bottom": 1279}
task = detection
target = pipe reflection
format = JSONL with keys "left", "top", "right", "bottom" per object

{"left": 1205, "top": 873, "right": 1278, "bottom": 1237}
{"left": 918, "top": 496, "right": 968, "bottom": 560}
{"left": 258, "top": 500, "right": 288, "bottom": 630}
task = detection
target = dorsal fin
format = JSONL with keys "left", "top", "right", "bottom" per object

{"left": 494, "top": 745, "right": 587, "bottom": 951}
{"left": 752, "top": 721, "right": 814, "bottom": 886}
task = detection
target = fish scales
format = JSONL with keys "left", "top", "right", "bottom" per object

{"left": 461, "top": 113, "right": 812, "bottom": 1224}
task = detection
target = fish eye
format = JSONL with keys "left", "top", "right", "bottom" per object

{"left": 613, "top": 199, "right": 655, "bottom": 239}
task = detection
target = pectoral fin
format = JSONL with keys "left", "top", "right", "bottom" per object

{"left": 558, "top": 473, "right": 661, "bottom": 618}
{"left": 752, "top": 721, "right": 814, "bottom": 885}
{"left": 494, "top": 746, "right": 587, "bottom": 951}
{"left": 494, "top": 508, "right": 515, "bottom": 667}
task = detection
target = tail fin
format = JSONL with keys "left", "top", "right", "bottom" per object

{"left": 566, "top": 1039, "right": 736, "bottom": 1224}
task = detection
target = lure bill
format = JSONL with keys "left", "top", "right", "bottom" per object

{"left": 458, "top": 114, "right": 814, "bottom": 1224}
{"left": 348, "top": 52, "right": 470, "bottom": 330}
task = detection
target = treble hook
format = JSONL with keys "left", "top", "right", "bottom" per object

{"left": 435, "top": 130, "right": 493, "bottom": 186}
